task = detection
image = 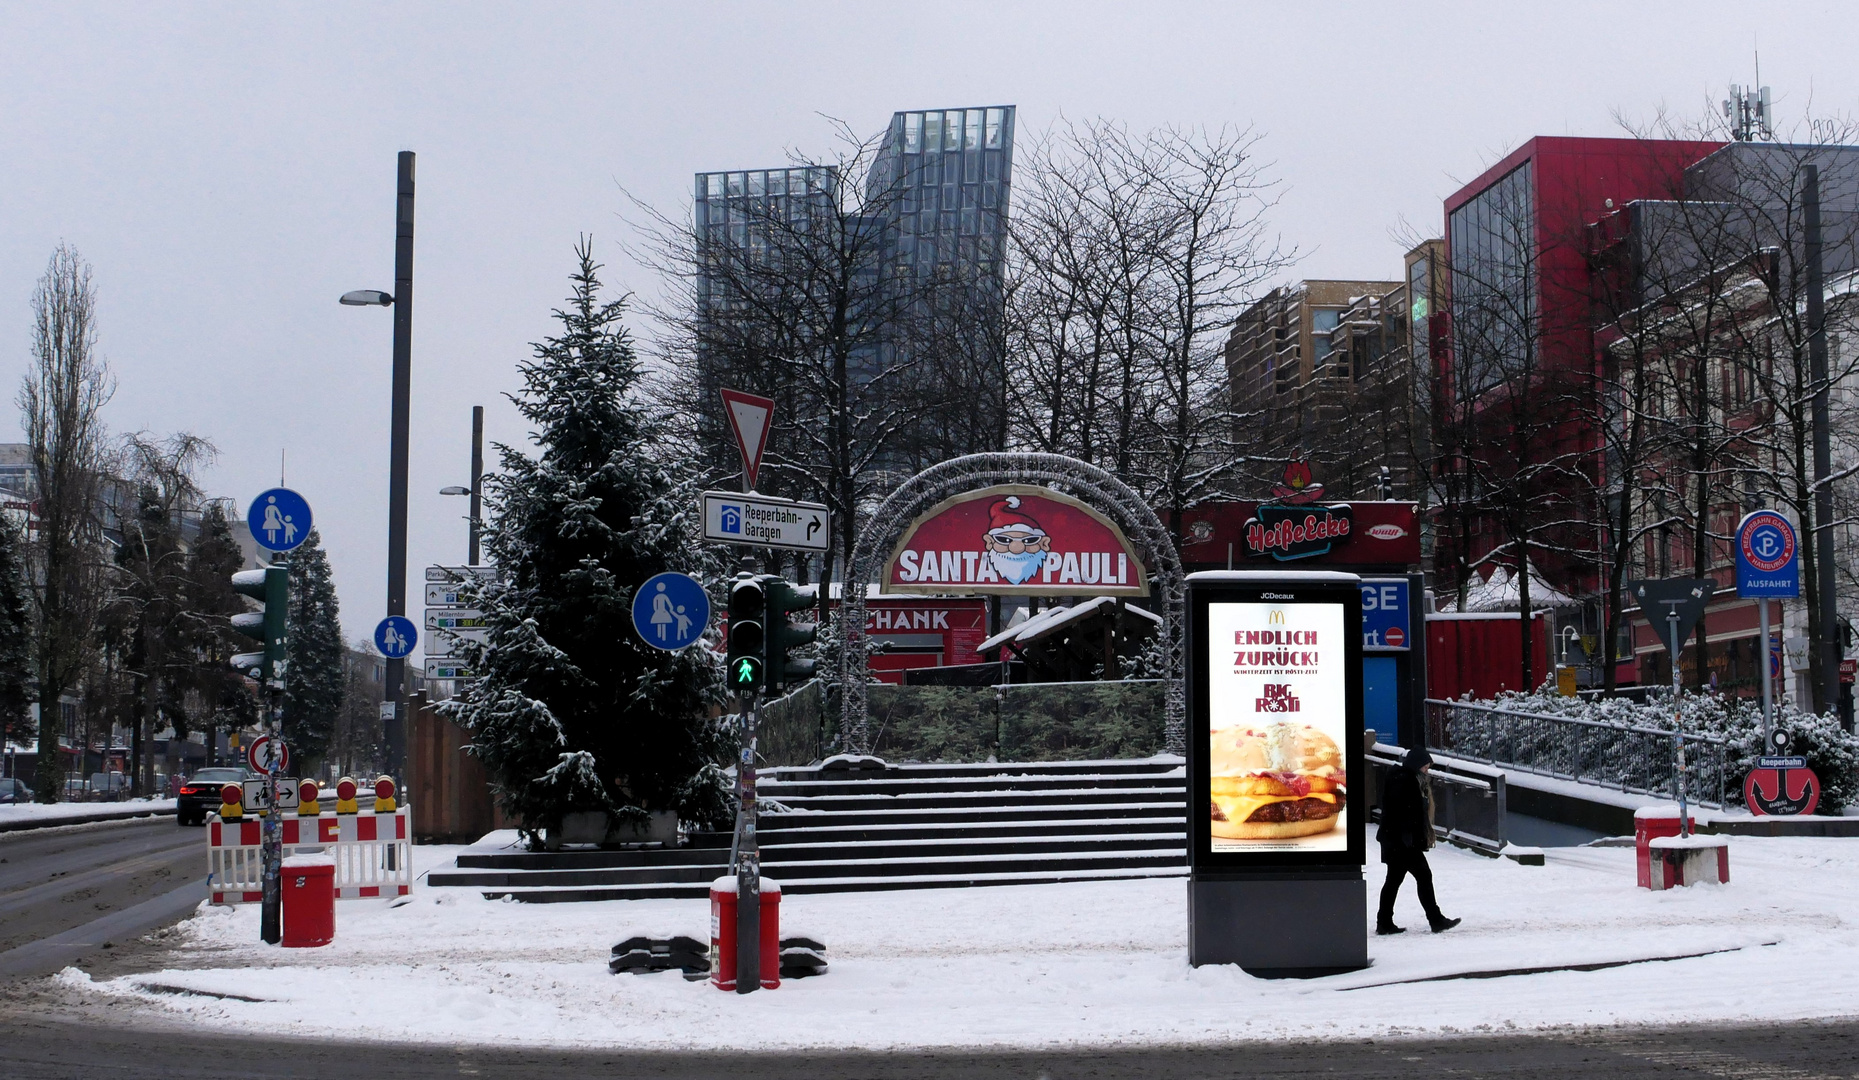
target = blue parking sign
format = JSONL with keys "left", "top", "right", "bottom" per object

{"left": 1736, "top": 511, "right": 1800, "bottom": 599}
{"left": 1361, "top": 578, "right": 1411, "bottom": 650}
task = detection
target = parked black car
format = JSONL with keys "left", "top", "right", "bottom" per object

{"left": 0, "top": 777, "right": 29, "bottom": 804}
{"left": 177, "top": 767, "right": 249, "bottom": 826}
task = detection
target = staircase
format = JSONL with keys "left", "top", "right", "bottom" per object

{"left": 427, "top": 758, "right": 1188, "bottom": 902}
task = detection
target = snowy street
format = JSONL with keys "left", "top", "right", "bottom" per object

{"left": 55, "top": 833, "right": 1859, "bottom": 1050}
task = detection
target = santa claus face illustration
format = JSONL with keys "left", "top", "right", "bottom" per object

{"left": 983, "top": 496, "right": 1052, "bottom": 585}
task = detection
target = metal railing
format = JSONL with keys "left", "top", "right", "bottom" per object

{"left": 1368, "top": 743, "right": 1507, "bottom": 855}
{"left": 1425, "top": 699, "right": 1729, "bottom": 809}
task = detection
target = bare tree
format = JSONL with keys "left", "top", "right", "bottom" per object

{"left": 109, "top": 432, "right": 218, "bottom": 794}
{"left": 19, "top": 245, "right": 114, "bottom": 802}
{"left": 634, "top": 122, "right": 936, "bottom": 616}
{"left": 1005, "top": 121, "right": 1291, "bottom": 540}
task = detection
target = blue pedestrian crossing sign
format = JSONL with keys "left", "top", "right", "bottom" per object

{"left": 248, "top": 488, "right": 313, "bottom": 552}
{"left": 374, "top": 615, "right": 418, "bottom": 659}
{"left": 632, "top": 572, "right": 710, "bottom": 651}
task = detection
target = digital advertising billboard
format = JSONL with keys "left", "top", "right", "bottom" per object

{"left": 1187, "top": 571, "right": 1365, "bottom": 870}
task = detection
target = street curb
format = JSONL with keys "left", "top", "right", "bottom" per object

{"left": 0, "top": 805, "right": 177, "bottom": 834}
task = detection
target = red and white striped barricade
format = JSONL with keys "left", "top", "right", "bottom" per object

{"left": 208, "top": 807, "right": 413, "bottom": 904}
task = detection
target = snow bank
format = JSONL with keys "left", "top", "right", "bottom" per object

{"left": 60, "top": 836, "right": 1859, "bottom": 1049}
{"left": 0, "top": 799, "right": 176, "bottom": 828}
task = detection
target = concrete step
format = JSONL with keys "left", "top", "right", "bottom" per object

{"left": 484, "top": 863, "right": 1189, "bottom": 903}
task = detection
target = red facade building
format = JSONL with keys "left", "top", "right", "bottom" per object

{"left": 1435, "top": 136, "right": 1722, "bottom": 684}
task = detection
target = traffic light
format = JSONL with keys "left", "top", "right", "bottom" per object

{"left": 726, "top": 573, "right": 765, "bottom": 695}
{"left": 763, "top": 577, "right": 819, "bottom": 692}
{"left": 231, "top": 564, "right": 290, "bottom": 687}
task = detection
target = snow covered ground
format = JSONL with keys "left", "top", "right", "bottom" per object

{"left": 59, "top": 835, "right": 1859, "bottom": 1049}
{"left": 0, "top": 798, "right": 175, "bottom": 828}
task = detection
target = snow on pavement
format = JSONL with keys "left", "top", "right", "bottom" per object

{"left": 57, "top": 835, "right": 1859, "bottom": 1049}
{"left": 0, "top": 799, "right": 176, "bottom": 827}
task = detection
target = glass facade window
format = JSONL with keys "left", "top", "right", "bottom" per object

{"left": 904, "top": 112, "right": 921, "bottom": 152}
{"left": 965, "top": 109, "right": 982, "bottom": 150}
{"left": 985, "top": 108, "right": 1003, "bottom": 148}
{"left": 924, "top": 111, "right": 942, "bottom": 151}
{"left": 1311, "top": 308, "right": 1340, "bottom": 365}
{"left": 1449, "top": 161, "right": 1535, "bottom": 395}
{"left": 944, "top": 110, "right": 961, "bottom": 150}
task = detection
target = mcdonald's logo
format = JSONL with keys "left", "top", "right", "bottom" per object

{"left": 1268, "top": 610, "right": 1286, "bottom": 625}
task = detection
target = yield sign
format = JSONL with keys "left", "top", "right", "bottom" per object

{"left": 719, "top": 388, "right": 774, "bottom": 489}
{"left": 1630, "top": 578, "right": 1715, "bottom": 658}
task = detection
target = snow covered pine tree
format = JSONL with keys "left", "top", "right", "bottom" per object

{"left": 443, "top": 240, "right": 731, "bottom": 848}
{"left": 282, "top": 529, "right": 345, "bottom": 771}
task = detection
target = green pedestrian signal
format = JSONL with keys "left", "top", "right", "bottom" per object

{"left": 726, "top": 573, "right": 766, "bottom": 698}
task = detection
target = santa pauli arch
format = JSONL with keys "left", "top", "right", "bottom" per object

{"left": 836, "top": 452, "right": 1185, "bottom": 756}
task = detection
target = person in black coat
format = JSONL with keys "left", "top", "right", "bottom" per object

{"left": 1376, "top": 746, "right": 1460, "bottom": 935}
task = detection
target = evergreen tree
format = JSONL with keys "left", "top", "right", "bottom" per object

{"left": 0, "top": 517, "right": 31, "bottom": 747}
{"left": 185, "top": 502, "right": 256, "bottom": 765}
{"left": 282, "top": 529, "right": 344, "bottom": 769}
{"left": 444, "top": 240, "right": 730, "bottom": 845}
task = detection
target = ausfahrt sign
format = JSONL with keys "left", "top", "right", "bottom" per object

{"left": 883, "top": 485, "right": 1148, "bottom": 597}
{"left": 1735, "top": 510, "right": 1801, "bottom": 599}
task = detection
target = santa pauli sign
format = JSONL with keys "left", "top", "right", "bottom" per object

{"left": 884, "top": 485, "right": 1149, "bottom": 597}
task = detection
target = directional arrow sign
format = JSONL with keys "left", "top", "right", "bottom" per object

{"left": 426, "top": 610, "right": 485, "bottom": 630}
{"left": 702, "top": 491, "right": 829, "bottom": 553}
{"left": 1630, "top": 578, "right": 1716, "bottom": 657}
{"left": 426, "top": 565, "right": 495, "bottom": 583}
{"left": 719, "top": 388, "right": 774, "bottom": 489}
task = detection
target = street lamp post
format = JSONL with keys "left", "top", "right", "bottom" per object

{"left": 341, "top": 150, "right": 416, "bottom": 783}
{"left": 439, "top": 404, "right": 485, "bottom": 565}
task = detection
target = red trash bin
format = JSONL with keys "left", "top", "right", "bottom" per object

{"left": 281, "top": 854, "right": 336, "bottom": 947}
{"left": 1635, "top": 804, "right": 1695, "bottom": 889}
{"left": 709, "top": 876, "right": 780, "bottom": 990}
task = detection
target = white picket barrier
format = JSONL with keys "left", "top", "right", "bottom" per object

{"left": 207, "top": 807, "right": 412, "bottom": 904}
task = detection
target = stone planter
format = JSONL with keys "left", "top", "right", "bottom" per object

{"left": 544, "top": 808, "right": 680, "bottom": 849}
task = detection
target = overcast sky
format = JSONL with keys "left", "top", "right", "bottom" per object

{"left": 3, "top": 2, "right": 1855, "bottom": 650}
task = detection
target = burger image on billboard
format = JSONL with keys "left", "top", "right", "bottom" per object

{"left": 1205, "top": 600, "right": 1349, "bottom": 852}
{"left": 1209, "top": 722, "right": 1344, "bottom": 840}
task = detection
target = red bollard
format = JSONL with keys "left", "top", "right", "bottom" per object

{"left": 709, "top": 876, "right": 780, "bottom": 991}
{"left": 1635, "top": 804, "right": 1694, "bottom": 889}
{"left": 281, "top": 854, "right": 335, "bottom": 947}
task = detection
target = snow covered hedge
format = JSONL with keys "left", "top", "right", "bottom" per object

{"left": 1474, "top": 687, "right": 1859, "bottom": 813}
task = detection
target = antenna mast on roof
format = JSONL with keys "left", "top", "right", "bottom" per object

{"left": 1724, "top": 63, "right": 1773, "bottom": 142}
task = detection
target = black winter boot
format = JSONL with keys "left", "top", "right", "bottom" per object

{"left": 1428, "top": 915, "right": 1461, "bottom": 933}
{"left": 1375, "top": 916, "right": 1405, "bottom": 936}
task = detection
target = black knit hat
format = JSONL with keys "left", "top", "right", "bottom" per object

{"left": 1403, "top": 746, "right": 1434, "bottom": 772}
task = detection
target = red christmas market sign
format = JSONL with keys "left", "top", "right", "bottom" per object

{"left": 884, "top": 485, "right": 1149, "bottom": 597}
{"left": 1745, "top": 756, "right": 1820, "bottom": 816}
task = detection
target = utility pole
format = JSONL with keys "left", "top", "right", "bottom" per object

{"left": 384, "top": 151, "right": 416, "bottom": 781}
{"left": 469, "top": 405, "right": 483, "bottom": 566}
{"left": 1805, "top": 163, "right": 1839, "bottom": 719}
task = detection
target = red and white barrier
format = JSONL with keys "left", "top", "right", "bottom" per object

{"left": 208, "top": 807, "right": 413, "bottom": 904}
